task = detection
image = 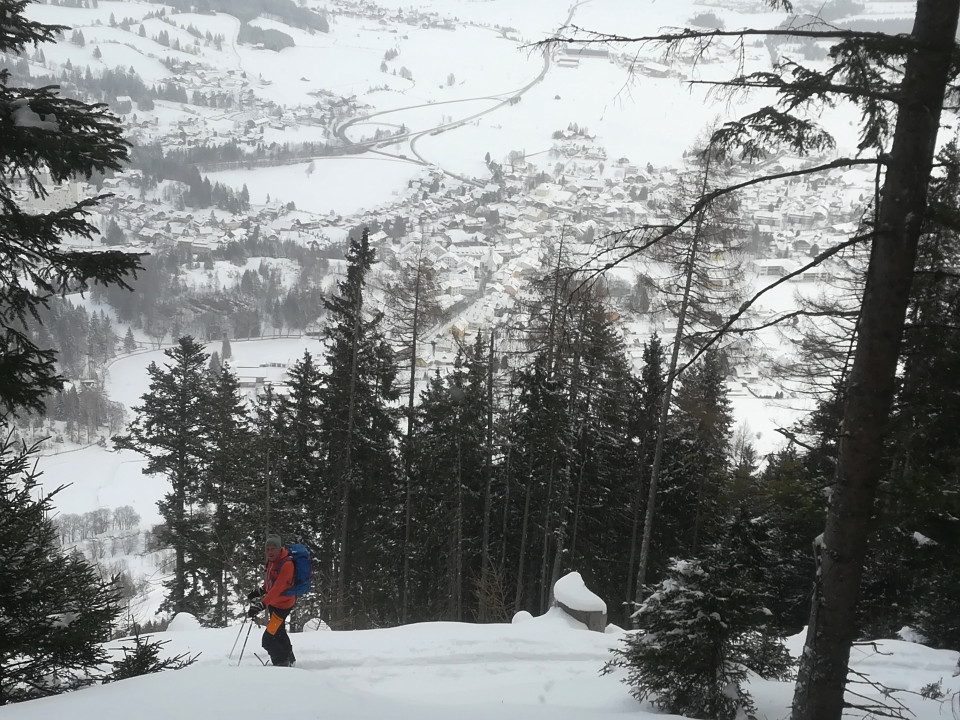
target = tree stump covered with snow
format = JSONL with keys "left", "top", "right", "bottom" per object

{"left": 553, "top": 571, "right": 607, "bottom": 632}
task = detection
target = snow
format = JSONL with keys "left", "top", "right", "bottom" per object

{"left": 554, "top": 571, "right": 607, "bottom": 613}
{"left": 37, "top": 445, "right": 162, "bottom": 526}
{"left": 180, "top": 257, "right": 301, "bottom": 292}
{"left": 3, "top": 613, "right": 959, "bottom": 720}
{"left": 205, "top": 156, "right": 425, "bottom": 216}
{"left": 104, "top": 337, "right": 321, "bottom": 412}
{"left": 11, "top": 99, "right": 59, "bottom": 131}
{"left": 167, "top": 613, "right": 203, "bottom": 632}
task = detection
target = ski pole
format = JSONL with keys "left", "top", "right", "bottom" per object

{"left": 228, "top": 617, "right": 247, "bottom": 659}
{"left": 237, "top": 621, "right": 254, "bottom": 666}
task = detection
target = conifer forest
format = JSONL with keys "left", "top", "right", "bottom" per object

{"left": 3, "top": 0, "right": 960, "bottom": 718}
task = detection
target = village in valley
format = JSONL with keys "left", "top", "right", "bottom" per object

{"left": 10, "top": 0, "right": 879, "bottom": 447}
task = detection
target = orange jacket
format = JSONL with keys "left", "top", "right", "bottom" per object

{"left": 261, "top": 548, "right": 296, "bottom": 610}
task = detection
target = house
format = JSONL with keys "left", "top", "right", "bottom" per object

{"left": 752, "top": 258, "right": 798, "bottom": 277}
{"left": 563, "top": 44, "right": 609, "bottom": 59}
{"left": 640, "top": 61, "right": 670, "bottom": 77}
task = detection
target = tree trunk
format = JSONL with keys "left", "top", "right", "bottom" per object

{"left": 514, "top": 473, "right": 533, "bottom": 612}
{"left": 791, "top": 2, "right": 960, "bottom": 718}
{"left": 401, "top": 256, "right": 423, "bottom": 625}
{"left": 569, "top": 459, "right": 585, "bottom": 566}
{"left": 454, "top": 431, "right": 464, "bottom": 621}
{"left": 538, "top": 457, "right": 556, "bottom": 612}
{"left": 636, "top": 149, "right": 713, "bottom": 599}
{"left": 336, "top": 277, "right": 363, "bottom": 626}
{"left": 173, "top": 485, "right": 186, "bottom": 610}
{"left": 625, "top": 437, "right": 648, "bottom": 617}
{"left": 479, "top": 332, "right": 495, "bottom": 621}
{"left": 549, "top": 350, "right": 585, "bottom": 602}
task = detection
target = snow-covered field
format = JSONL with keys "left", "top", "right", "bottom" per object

{"left": 205, "top": 155, "right": 425, "bottom": 215}
{"left": 4, "top": 608, "right": 959, "bottom": 720}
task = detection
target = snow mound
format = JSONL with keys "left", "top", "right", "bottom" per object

{"left": 303, "top": 617, "right": 331, "bottom": 632}
{"left": 166, "top": 613, "right": 202, "bottom": 632}
{"left": 511, "top": 610, "right": 533, "bottom": 624}
{"left": 554, "top": 571, "right": 606, "bottom": 613}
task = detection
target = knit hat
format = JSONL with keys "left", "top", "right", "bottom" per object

{"left": 265, "top": 535, "right": 282, "bottom": 549}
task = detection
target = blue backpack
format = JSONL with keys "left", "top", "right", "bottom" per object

{"left": 281, "top": 543, "right": 313, "bottom": 597}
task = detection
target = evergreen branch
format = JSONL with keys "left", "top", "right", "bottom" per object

{"left": 0, "top": 86, "right": 130, "bottom": 181}
{"left": 689, "top": 75, "right": 899, "bottom": 104}
{"left": 0, "top": 0, "right": 68, "bottom": 52}
{"left": 710, "top": 107, "right": 836, "bottom": 160}
{"left": 774, "top": 427, "right": 822, "bottom": 455}
{"left": 913, "top": 270, "right": 960, "bottom": 280}
{"left": 903, "top": 321, "right": 960, "bottom": 332}
{"left": 14, "top": 675, "right": 61, "bottom": 698}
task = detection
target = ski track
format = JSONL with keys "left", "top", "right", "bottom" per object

{"left": 286, "top": 650, "right": 606, "bottom": 671}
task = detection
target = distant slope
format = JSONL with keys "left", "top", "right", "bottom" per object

{"left": 155, "top": 0, "right": 329, "bottom": 32}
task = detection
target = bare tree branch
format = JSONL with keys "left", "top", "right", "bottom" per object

{"left": 571, "top": 157, "right": 881, "bottom": 280}
{"left": 533, "top": 25, "right": 905, "bottom": 51}
{"left": 720, "top": 308, "right": 860, "bottom": 335}
{"left": 673, "top": 233, "right": 871, "bottom": 379}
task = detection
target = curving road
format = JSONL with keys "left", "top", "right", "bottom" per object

{"left": 332, "top": 3, "right": 579, "bottom": 186}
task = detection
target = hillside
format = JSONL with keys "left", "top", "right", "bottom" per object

{"left": 2, "top": 608, "right": 958, "bottom": 720}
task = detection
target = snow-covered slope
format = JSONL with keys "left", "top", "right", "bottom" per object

{"left": 4, "top": 609, "right": 959, "bottom": 720}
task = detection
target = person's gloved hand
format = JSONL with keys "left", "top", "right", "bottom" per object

{"left": 247, "top": 602, "right": 265, "bottom": 619}
{"left": 246, "top": 589, "right": 262, "bottom": 602}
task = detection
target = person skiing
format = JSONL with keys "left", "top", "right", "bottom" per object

{"left": 247, "top": 535, "right": 297, "bottom": 667}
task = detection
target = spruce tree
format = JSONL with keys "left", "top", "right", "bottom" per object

{"left": 625, "top": 335, "right": 666, "bottom": 615}
{"left": 105, "top": 627, "right": 196, "bottom": 683}
{"left": 409, "top": 345, "right": 489, "bottom": 622}
{"left": 271, "top": 349, "right": 329, "bottom": 626}
{"left": 663, "top": 350, "right": 734, "bottom": 554}
{"left": 0, "top": 0, "right": 140, "bottom": 417}
{"left": 504, "top": 355, "right": 570, "bottom": 614}
{"left": 273, "top": 351, "right": 325, "bottom": 539}
{"left": 114, "top": 337, "right": 211, "bottom": 616}
{"left": 201, "top": 365, "right": 255, "bottom": 625}
{"left": 409, "top": 369, "right": 463, "bottom": 619}
{"left": 608, "top": 519, "right": 793, "bottom": 720}
{"left": 318, "top": 228, "right": 401, "bottom": 627}
{"left": 506, "top": 268, "right": 638, "bottom": 615}
{"left": 0, "top": 435, "right": 121, "bottom": 704}
{"left": 382, "top": 236, "right": 446, "bottom": 623}
{"left": 749, "top": 446, "right": 827, "bottom": 633}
